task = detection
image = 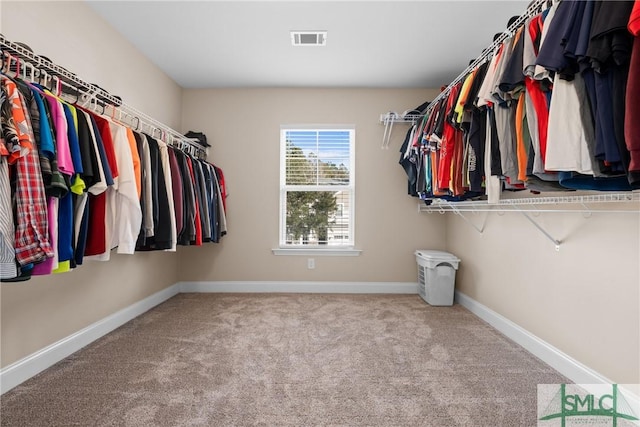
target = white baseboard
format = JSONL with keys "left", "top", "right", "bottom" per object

{"left": 455, "top": 291, "right": 640, "bottom": 410}
{"left": 179, "top": 281, "right": 419, "bottom": 294}
{"left": 0, "top": 284, "right": 180, "bottom": 394}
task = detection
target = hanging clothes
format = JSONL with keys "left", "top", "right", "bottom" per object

{"left": 135, "top": 132, "right": 154, "bottom": 241}
{"left": 107, "top": 118, "right": 142, "bottom": 255}
{"left": 176, "top": 150, "right": 196, "bottom": 245}
{"left": 0, "top": 85, "right": 16, "bottom": 279}
{"left": 167, "top": 148, "right": 184, "bottom": 245}
{"left": 184, "top": 155, "right": 203, "bottom": 246}
{"left": 0, "top": 56, "right": 227, "bottom": 281}
{"left": 1, "top": 76, "right": 53, "bottom": 267}
{"left": 136, "top": 135, "right": 172, "bottom": 251}
{"left": 625, "top": 0, "right": 640, "bottom": 187}
{"left": 158, "top": 140, "right": 177, "bottom": 251}
{"left": 401, "top": 0, "right": 640, "bottom": 204}
{"left": 83, "top": 112, "right": 115, "bottom": 259}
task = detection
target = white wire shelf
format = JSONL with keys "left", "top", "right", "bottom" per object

{"left": 420, "top": 192, "right": 639, "bottom": 251}
{"left": 379, "top": 113, "right": 424, "bottom": 124}
{"left": 379, "top": 112, "right": 425, "bottom": 148}
{"left": 420, "top": 192, "right": 640, "bottom": 214}
{"left": 0, "top": 34, "right": 207, "bottom": 158}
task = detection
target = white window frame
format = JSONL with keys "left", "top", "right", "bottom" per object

{"left": 274, "top": 125, "right": 360, "bottom": 256}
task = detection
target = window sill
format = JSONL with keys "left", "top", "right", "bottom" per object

{"left": 272, "top": 247, "right": 362, "bottom": 256}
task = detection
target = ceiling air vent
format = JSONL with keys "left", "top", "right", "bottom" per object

{"left": 291, "top": 31, "right": 327, "bottom": 46}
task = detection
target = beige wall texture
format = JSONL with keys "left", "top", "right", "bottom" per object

{"left": 446, "top": 207, "right": 640, "bottom": 385}
{"left": 179, "top": 88, "right": 446, "bottom": 282}
{"left": 0, "top": 1, "right": 182, "bottom": 368}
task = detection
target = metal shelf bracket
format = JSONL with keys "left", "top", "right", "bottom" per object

{"left": 379, "top": 112, "right": 424, "bottom": 149}
{"left": 515, "top": 207, "right": 561, "bottom": 251}
{"left": 451, "top": 203, "right": 486, "bottom": 234}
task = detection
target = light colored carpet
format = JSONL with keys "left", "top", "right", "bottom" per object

{"left": 0, "top": 294, "right": 568, "bottom": 426}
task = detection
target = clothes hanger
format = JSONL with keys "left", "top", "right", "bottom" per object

{"left": 19, "top": 58, "right": 28, "bottom": 81}
{"left": 8, "top": 53, "right": 20, "bottom": 78}
{"left": 64, "top": 82, "right": 81, "bottom": 104}
{"left": 77, "top": 92, "right": 91, "bottom": 109}
{"left": 38, "top": 68, "right": 50, "bottom": 89}
{"left": 106, "top": 103, "right": 117, "bottom": 121}
{"left": 25, "top": 61, "right": 37, "bottom": 83}
{"left": 6, "top": 55, "right": 18, "bottom": 78}
{"left": 17, "top": 58, "right": 24, "bottom": 80}
{"left": 0, "top": 52, "right": 8, "bottom": 74}
{"left": 50, "top": 75, "right": 61, "bottom": 96}
{"left": 23, "top": 58, "right": 38, "bottom": 83}
{"left": 96, "top": 99, "right": 105, "bottom": 115}
{"left": 84, "top": 92, "right": 105, "bottom": 115}
{"left": 132, "top": 116, "right": 140, "bottom": 132}
{"left": 87, "top": 89, "right": 105, "bottom": 114}
{"left": 3, "top": 53, "right": 16, "bottom": 77}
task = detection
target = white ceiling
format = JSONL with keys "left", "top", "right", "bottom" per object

{"left": 87, "top": 0, "right": 530, "bottom": 89}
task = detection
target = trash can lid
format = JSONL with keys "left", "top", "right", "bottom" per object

{"left": 415, "top": 250, "right": 460, "bottom": 262}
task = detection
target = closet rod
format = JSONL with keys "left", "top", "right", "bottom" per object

{"left": 425, "top": 0, "right": 548, "bottom": 114}
{"left": 0, "top": 33, "right": 206, "bottom": 158}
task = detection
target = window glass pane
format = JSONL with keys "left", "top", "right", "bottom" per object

{"left": 285, "top": 130, "right": 351, "bottom": 186}
{"left": 284, "top": 190, "right": 351, "bottom": 246}
{"left": 281, "top": 127, "right": 353, "bottom": 247}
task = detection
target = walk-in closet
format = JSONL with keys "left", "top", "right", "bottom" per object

{"left": 1, "top": 1, "right": 638, "bottom": 425}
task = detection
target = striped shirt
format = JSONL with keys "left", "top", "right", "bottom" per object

{"left": 0, "top": 86, "right": 17, "bottom": 279}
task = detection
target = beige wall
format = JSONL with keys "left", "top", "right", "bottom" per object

{"left": 0, "top": 1, "right": 182, "bottom": 368}
{"left": 446, "top": 206, "right": 640, "bottom": 385}
{"left": 179, "top": 88, "right": 446, "bottom": 282}
{"left": 0, "top": 1, "right": 181, "bottom": 129}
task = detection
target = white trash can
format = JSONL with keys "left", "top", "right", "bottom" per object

{"left": 415, "top": 250, "right": 460, "bottom": 306}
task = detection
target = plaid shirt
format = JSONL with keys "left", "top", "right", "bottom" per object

{"left": 1, "top": 76, "right": 53, "bottom": 265}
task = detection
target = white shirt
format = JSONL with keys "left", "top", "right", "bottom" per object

{"left": 545, "top": 73, "right": 594, "bottom": 174}
{"left": 109, "top": 120, "right": 142, "bottom": 254}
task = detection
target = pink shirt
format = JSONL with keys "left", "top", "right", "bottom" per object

{"left": 44, "top": 94, "right": 74, "bottom": 176}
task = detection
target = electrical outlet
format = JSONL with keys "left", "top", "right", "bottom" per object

{"left": 307, "top": 258, "right": 315, "bottom": 269}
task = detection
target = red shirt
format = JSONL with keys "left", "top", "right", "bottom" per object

{"left": 437, "top": 83, "right": 462, "bottom": 190}
{"left": 185, "top": 156, "right": 202, "bottom": 246}
{"left": 629, "top": 0, "right": 640, "bottom": 35}
{"left": 625, "top": 1, "right": 640, "bottom": 172}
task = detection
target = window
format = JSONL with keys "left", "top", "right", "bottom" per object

{"left": 279, "top": 126, "right": 355, "bottom": 248}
